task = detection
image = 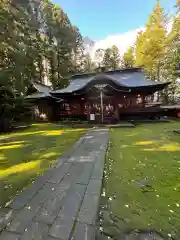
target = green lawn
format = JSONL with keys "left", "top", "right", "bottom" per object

{"left": 100, "top": 122, "right": 180, "bottom": 240}
{"left": 0, "top": 123, "right": 86, "bottom": 207}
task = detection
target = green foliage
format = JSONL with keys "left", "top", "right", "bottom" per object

{"left": 102, "top": 45, "right": 120, "bottom": 71}
{"left": 122, "top": 46, "right": 135, "bottom": 68}
{"left": 95, "top": 48, "right": 104, "bottom": 68}
{"left": 102, "top": 48, "right": 112, "bottom": 71}
{"left": 176, "top": 0, "right": 180, "bottom": 11}
{"left": 0, "top": 84, "right": 32, "bottom": 132}
{"left": 133, "top": 0, "right": 180, "bottom": 103}
{"left": 160, "top": 1, "right": 180, "bottom": 103}
{"left": 82, "top": 53, "right": 96, "bottom": 72}
{"left": 0, "top": 85, "right": 15, "bottom": 132}
{"left": 0, "top": 0, "right": 84, "bottom": 89}
{"left": 93, "top": 0, "right": 180, "bottom": 103}
{"left": 135, "top": 0, "right": 167, "bottom": 80}
{"left": 0, "top": 0, "right": 85, "bottom": 129}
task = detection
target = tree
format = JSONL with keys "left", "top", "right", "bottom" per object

{"left": 102, "top": 48, "right": 113, "bottom": 71}
{"left": 135, "top": 0, "right": 167, "bottom": 80}
{"left": 111, "top": 45, "right": 120, "bottom": 70}
{"left": 102, "top": 45, "right": 120, "bottom": 71}
{"left": 0, "top": 0, "right": 84, "bottom": 130}
{"left": 0, "top": 83, "right": 31, "bottom": 132}
{"left": 122, "top": 46, "right": 135, "bottom": 68}
{"left": 160, "top": 0, "right": 180, "bottom": 103}
{"left": 71, "top": 27, "right": 86, "bottom": 74}
{"left": 82, "top": 53, "right": 96, "bottom": 72}
{"left": 176, "top": 0, "right": 180, "bottom": 11}
{"left": 167, "top": 0, "right": 180, "bottom": 57}
{"left": 94, "top": 48, "right": 104, "bottom": 68}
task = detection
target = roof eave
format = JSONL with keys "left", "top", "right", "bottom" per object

{"left": 71, "top": 67, "right": 142, "bottom": 79}
{"left": 51, "top": 82, "right": 170, "bottom": 95}
{"left": 128, "top": 82, "right": 170, "bottom": 89}
{"left": 25, "top": 96, "right": 51, "bottom": 100}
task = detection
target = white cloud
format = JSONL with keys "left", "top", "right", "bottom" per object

{"left": 96, "top": 28, "right": 144, "bottom": 52}
{"left": 90, "top": 27, "right": 145, "bottom": 59}
{"left": 90, "top": 19, "right": 173, "bottom": 60}
{"left": 167, "top": 18, "right": 173, "bottom": 34}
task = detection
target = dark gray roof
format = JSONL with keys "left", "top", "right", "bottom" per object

{"left": 51, "top": 68, "right": 169, "bottom": 94}
{"left": 106, "top": 72, "right": 162, "bottom": 87}
{"left": 26, "top": 82, "right": 52, "bottom": 99}
{"left": 51, "top": 76, "right": 94, "bottom": 93}
{"left": 25, "top": 92, "right": 49, "bottom": 99}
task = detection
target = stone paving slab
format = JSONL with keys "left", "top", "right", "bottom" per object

{"left": 47, "top": 162, "right": 72, "bottom": 184}
{"left": 0, "top": 128, "right": 108, "bottom": 240}
{"left": 49, "top": 213, "right": 74, "bottom": 240}
{"left": 0, "top": 209, "right": 17, "bottom": 231}
{"left": 6, "top": 203, "right": 41, "bottom": 234}
{"left": 85, "top": 179, "right": 102, "bottom": 195}
{"left": 71, "top": 222, "right": 96, "bottom": 240}
{"left": 48, "top": 184, "right": 87, "bottom": 239}
{"left": 6, "top": 183, "right": 57, "bottom": 234}
{"left": 62, "top": 163, "right": 85, "bottom": 184}
{"left": 45, "top": 237, "right": 60, "bottom": 240}
{"left": 76, "top": 162, "right": 95, "bottom": 185}
{"left": 91, "top": 154, "right": 106, "bottom": 180}
{"left": 29, "top": 183, "right": 56, "bottom": 207}
{"left": 58, "top": 184, "right": 87, "bottom": 218}
{"left": 77, "top": 194, "right": 100, "bottom": 225}
{"left": 35, "top": 190, "right": 67, "bottom": 224}
{"left": 20, "top": 221, "right": 49, "bottom": 240}
{"left": 9, "top": 168, "right": 54, "bottom": 210}
{"left": 0, "top": 232, "right": 20, "bottom": 240}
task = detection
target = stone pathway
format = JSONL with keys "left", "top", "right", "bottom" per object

{"left": 0, "top": 128, "right": 108, "bottom": 240}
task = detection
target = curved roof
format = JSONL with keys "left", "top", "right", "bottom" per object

{"left": 33, "top": 82, "right": 52, "bottom": 96}
{"left": 52, "top": 75, "right": 94, "bottom": 94}
{"left": 26, "top": 92, "right": 49, "bottom": 99}
{"left": 51, "top": 68, "right": 169, "bottom": 94}
{"left": 25, "top": 82, "right": 52, "bottom": 99}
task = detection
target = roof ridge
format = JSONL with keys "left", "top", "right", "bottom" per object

{"left": 71, "top": 68, "right": 142, "bottom": 79}
{"left": 32, "top": 81, "right": 52, "bottom": 89}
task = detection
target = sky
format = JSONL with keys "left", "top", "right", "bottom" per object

{"left": 52, "top": 0, "right": 176, "bottom": 40}
{"left": 51, "top": 0, "right": 176, "bottom": 57}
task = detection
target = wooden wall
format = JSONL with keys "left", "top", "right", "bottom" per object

{"left": 32, "top": 99, "right": 53, "bottom": 121}
{"left": 55, "top": 92, "right": 149, "bottom": 118}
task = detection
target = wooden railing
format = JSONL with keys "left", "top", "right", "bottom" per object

{"left": 120, "top": 106, "right": 163, "bottom": 114}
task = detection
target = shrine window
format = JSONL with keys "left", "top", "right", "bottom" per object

{"left": 145, "top": 95, "right": 152, "bottom": 102}
{"left": 64, "top": 103, "right": 70, "bottom": 111}
{"left": 71, "top": 104, "right": 81, "bottom": 113}
{"left": 136, "top": 95, "right": 142, "bottom": 104}
{"left": 118, "top": 104, "right": 123, "bottom": 108}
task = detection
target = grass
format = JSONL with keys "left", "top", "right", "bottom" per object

{"left": 100, "top": 121, "right": 180, "bottom": 240}
{"left": 0, "top": 123, "right": 86, "bottom": 207}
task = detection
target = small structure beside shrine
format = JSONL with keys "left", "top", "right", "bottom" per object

{"left": 26, "top": 68, "right": 170, "bottom": 123}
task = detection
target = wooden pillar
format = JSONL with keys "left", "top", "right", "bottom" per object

{"left": 80, "top": 98, "right": 85, "bottom": 120}
{"left": 142, "top": 95, "right": 146, "bottom": 108}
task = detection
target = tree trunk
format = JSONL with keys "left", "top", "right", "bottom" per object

{"left": 57, "top": 43, "right": 61, "bottom": 80}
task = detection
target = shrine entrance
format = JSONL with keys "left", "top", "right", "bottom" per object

{"left": 85, "top": 84, "right": 119, "bottom": 124}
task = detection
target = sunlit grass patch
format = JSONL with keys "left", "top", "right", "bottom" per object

{"left": 101, "top": 122, "right": 180, "bottom": 240}
{"left": 64, "top": 128, "right": 86, "bottom": 132}
{"left": 31, "top": 123, "right": 51, "bottom": 127}
{"left": 41, "top": 152, "right": 58, "bottom": 158}
{"left": 0, "top": 123, "right": 87, "bottom": 207}
{"left": 0, "top": 144, "right": 24, "bottom": 150}
{"left": 0, "top": 130, "right": 45, "bottom": 140}
{"left": 0, "top": 141, "right": 25, "bottom": 146}
{"left": 42, "top": 130, "right": 64, "bottom": 136}
{"left": 135, "top": 141, "right": 154, "bottom": 145}
{"left": 0, "top": 160, "right": 41, "bottom": 179}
